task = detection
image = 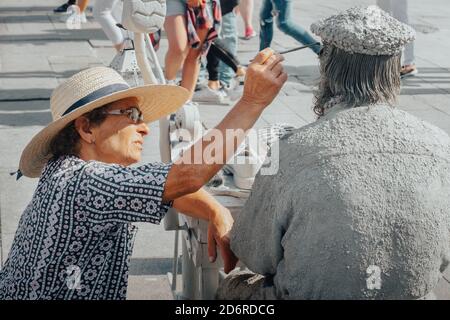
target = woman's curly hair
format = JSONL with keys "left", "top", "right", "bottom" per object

{"left": 49, "top": 105, "right": 110, "bottom": 158}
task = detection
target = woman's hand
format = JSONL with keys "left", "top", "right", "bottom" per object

{"left": 207, "top": 207, "right": 239, "bottom": 273}
{"left": 240, "top": 48, "right": 288, "bottom": 110}
{"left": 171, "top": 189, "right": 238, "bottom": 273}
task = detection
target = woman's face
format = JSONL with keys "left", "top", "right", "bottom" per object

{"left": 90, "top": 97, "right": 149, "bottom": 166}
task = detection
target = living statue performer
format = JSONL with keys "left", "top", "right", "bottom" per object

{"left": 217, "top": 6, "right": 450, "bottom": 300}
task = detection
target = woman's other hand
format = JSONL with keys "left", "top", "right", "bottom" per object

{"left": 207, "top": 207, "right": 239, "bottom": 273}
{"left": 171, "top": 189, "right": 238, "bottom": 273}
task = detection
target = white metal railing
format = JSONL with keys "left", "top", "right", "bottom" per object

{"left": 168, "top": 195, "right": 246, "bottom": 299}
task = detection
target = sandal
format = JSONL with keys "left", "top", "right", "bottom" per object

{"left": 401, "top": 65, "right": 418, "bottom": 78}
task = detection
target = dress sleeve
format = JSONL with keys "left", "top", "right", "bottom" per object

{"left": 79, "top": 161, "right": 173, "bottom": 225}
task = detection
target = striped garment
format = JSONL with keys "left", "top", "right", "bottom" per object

{"left": 0, "top": 155, "right": 172, "bottom": 300}
{"left": 186, "top": 0, "right": 222, "bottom": 55}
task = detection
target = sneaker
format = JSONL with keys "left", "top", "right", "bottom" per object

{"left": 194, "top": 86, "right": 231, "bottom": 105}
{"left": 63, "top": 6, "right": 81, "bottom": 29}
{"left": 53, "top": 3, "right": 70, "bottom": 13}
{"left": 223, "top": 79, "right": 243, "bottom": 101}
{"left": 61, "top": 8, "right": 87, "bottom": 25}
{"left": 240, "top": 26, "right": 257, "bottom": 40}
{"left": 401, "top": 65, "right": 418, "bottom": 79}
{"left": 80, "top": 12, "right": 87, "bottom": 23}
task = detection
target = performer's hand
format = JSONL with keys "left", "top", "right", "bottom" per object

{"left": 207, "top": 207, "right": 238, "bottom": 274}
{"left": 240, "top": 48, "right": 288, "bottom": 110}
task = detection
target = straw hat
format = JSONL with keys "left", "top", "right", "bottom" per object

{"left": 18, "top": 66, "right": 189, "bottom": 178}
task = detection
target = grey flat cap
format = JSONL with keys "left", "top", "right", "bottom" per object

{"left": 311, "top": 5, "right": 416, "bottom": 56}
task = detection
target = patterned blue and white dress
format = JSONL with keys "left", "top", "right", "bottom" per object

{"left": 0, "top": 155, "right": 172, "bottom": 300}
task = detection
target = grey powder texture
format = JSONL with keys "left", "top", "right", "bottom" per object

{"left": 226, "top": 104, "right": 450, "bottom": 299}
{"left": 311, "top": 6, "right": 416, "bottom": 56}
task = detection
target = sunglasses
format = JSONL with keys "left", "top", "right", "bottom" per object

{"left": 104, "top": 107, "right": 144, "bottom": 124}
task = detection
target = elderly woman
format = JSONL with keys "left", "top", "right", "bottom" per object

{"left": 0, "top": 49, "right": 287, "bottom": 300}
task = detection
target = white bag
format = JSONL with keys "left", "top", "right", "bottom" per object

{"left": 121, "top": 0, "right": 166, "bottom": 33}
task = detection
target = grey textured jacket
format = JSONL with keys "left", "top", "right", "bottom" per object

{"left": 230, "top": 104, "right": 450, "bottom": 299}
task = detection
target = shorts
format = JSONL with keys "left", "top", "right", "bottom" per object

{"left": 166, "top": 0, "right": 187, "bottom": 16}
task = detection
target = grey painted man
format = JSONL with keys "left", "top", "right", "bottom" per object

{"left": 217, "top": 6, "right": 450, "bottom": 299}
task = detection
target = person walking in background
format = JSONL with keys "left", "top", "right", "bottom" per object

{"left": 238, "top": 0, "right": 256, "bottom": 40}
{"left": 195, "top": 39, "right": 246, "bottom": 104}
{"left": 163, "top": 0, "right": 190, "bottom": 89}
{"left": 164, "top": 0, "right": 222, "bottom": 102}
{"left": 377, "top": 0, "right": 418, "bottom": 78}
{"left": 195, "top": 0, "right": 245, "bottom": 104}
{"left": 93, "top": 0, "right": 126, "bottom": 52}
{"left": 218, "top": 0, "right": 242, "bottom": 93}
{"left": 259, "top": 0, "right": 320, "bottom": 55}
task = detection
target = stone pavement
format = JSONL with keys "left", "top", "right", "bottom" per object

{"left": 0, "top": 0, "right": 449, "bottom": 299}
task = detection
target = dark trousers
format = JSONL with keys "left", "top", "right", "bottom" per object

{"left": 206, "top": 39, "right": 240, "bottom": 81}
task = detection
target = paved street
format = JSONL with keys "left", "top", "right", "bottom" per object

{"left": 0, "top": 0, "right": 449, "bottom": 299}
